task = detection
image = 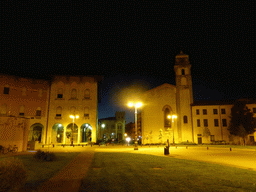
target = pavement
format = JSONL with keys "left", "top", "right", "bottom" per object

{"left": 2, "top": 145, "right": 256, "bottom": 191}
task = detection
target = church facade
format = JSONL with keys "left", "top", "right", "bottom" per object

{"left": 141, "top": 52, "right": 256, "bottom": 145}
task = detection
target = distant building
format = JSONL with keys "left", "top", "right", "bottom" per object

{"left": 141, "top": 52, "right": 256, "bottom": 145}
{"left": 98, "top": 111, "right": 125, "bottom": 142}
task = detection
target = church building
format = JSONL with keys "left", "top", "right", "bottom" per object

{"left": 141, "top": 52, "right": 256, "bottom": 145}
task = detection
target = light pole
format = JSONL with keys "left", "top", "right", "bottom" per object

{"left": 101, "top": 123, "right": 105, "bottom": 141}
{"left": 128, "top": 102, "right": 142, "bottom": 150}
{"left": 70, "top": 115, "right": 79, "bottom": 146}
{"left": 168, "top": 115, "right": 177, "bottom": 145}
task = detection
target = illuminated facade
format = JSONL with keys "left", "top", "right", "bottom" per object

{"left": 141, "top": 52, "right": 256, "bottom": 144}
{"left": 98, "top": 111, "right": 125, "bottom": 142}
{"left": 0, "top": 75, "right": 100, "bottom": 150}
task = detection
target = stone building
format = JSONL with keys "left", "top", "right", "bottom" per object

{"left": 0, "top": 75, "right": 100, "bottom": 150}
{"left": 141, "top": 52, "right": 256, "bottom": 145}
{"left": 98, "top": 111, "right": 125, "bottom": 142}
{"left": 47, "top": 76, "right": 99, "bottom": 145}
{"left": 0, "top": 75, "right": 50, "bottom": 151}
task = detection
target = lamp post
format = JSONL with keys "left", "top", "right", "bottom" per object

{"left": 128, "top": 102, "right": 142, "bottom": 150}
{"left": 168, "top": 115, "right": 177, "bottom": 145}
{"left": 101, "top": 123, "right": 105, "bottom": 141}
{"left": 70, "top": 115, "right": 79, "bottom": 146}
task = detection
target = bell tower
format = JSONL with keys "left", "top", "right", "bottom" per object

{"left": 174, "top": 51, "right": 194, "bottom": 142}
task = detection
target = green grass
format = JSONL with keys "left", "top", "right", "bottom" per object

{"left": 0, "top": 152, "right": 80, "bottom": 191}
{"left": 80, "top": 152, "right": 256, "bottom": 192}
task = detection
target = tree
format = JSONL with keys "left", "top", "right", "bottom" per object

{"left": 228, "top": 101, "right": 256, "bottom": 145}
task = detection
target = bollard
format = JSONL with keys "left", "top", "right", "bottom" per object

{"left": 186, "top": 146, "right": 188, "bottom": 149}
{"left": 73, "top": 145, "right": 75, "bottom": 147}
{"left": 99, "top": 143, "right": 100, "bottom": 147}
{"left": 91, "top": 143, "right": 93, "bottom": 147}
{"left": 62, "top": 144, "right": 65, "bottom": 148}
{"left": 230, "top": 147, "right": 232, "bottom": 151}
{"left": 82, "top": 145, "right": 83, "bottom": 147}
{"left": 42, "top": 145, "right": 44, "bottom": 148}
{"left": 53, "top": 144, "right": 54, "bottom": 148}
{"left": 207, "top": 147, "right": 209, "bottom": 150}
{"left": 175, "top": 146, "right": 177, "bottom": 149}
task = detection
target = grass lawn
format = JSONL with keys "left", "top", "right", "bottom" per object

{"left": 0, "top": 152, "right": 80, "bottom": 191}
{"left": 80, "top": 152, "right": 256, "bottom": 192}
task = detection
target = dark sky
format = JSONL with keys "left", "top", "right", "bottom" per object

{"left": 1, "top": 1, "right": 255, "bottom": 123}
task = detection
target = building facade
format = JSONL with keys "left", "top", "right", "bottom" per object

{"left": 141, "top": 52, "right": 256, "bottom": 145}
{"left": 98, "top": 111, "right": 125, "bottom": 142}
{"left": 0, "top": 75, "right": 100, "bottom": 150}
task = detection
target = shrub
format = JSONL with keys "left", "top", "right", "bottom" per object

{"left": 0, "top": 158, "right": 27, "bottom": 192}
{"left": 33, "top": 150, "right": 57, "bottom": 161}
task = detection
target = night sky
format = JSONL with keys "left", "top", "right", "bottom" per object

{"left": 1, "top": 1, "right": 255, "bottom": 123}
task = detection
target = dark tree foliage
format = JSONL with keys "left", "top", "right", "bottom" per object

{"left": 228, "top": 101, "right": 256, "bottom": 145}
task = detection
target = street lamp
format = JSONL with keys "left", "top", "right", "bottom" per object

{"left": 101, "top": 123, "right": 105, "bottom": 140}
{"left": 128, "top": 102, "right": 142, "bottom": 150}
{"left": 126, "top": 137, "right": 131, "bottom": 146}
{"left": 167, "top": 115, "right": 177, "bottom": 144}
{"left": 70, "top": 115, "right": 79, "bottom": 146}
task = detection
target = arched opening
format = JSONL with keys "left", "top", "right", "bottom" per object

{"left": 66, "top": 123, "right": 78, "bottom": 144}
{"left": 80, "top": 123, "right": 92, "bottom": 143}
{"left": 29, "top": 123, "right": 44, "bottom": 143}
{"left": 182, "top": 69, "right": 185, "bottom": 75}
{"left": 71, "top": 89, "right": 77, "bottom": 99}
{"left": 52, "top": 123, "right": 64, "bottom": 143}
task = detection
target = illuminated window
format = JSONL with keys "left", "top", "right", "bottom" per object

{"left": 203, "top": 109, "right": 207, "bottom": 115}
{"left": 214, "top": 119, "right": 219, "bottom": 127}
{"left": 203, "top": 119, "right": 208, "bottom": 127}
{"left": 221, "top": 109, "right": 226, "bottom": 114}
{"left": 71, "top": 89, "right": 77, "bottom": 99}
{"left": 222, "top": 119, "right": 227, "bottom": 127}
{"left": 183, "top": 115, "right": 188, "bottom": 124}
{"left": 197, "top": 119, "right": 200, "bottom": 127}
{"left": 84, "top": 89, "right": 90, "bottom": 99}
{"left": 213, "top": 109, "right": 218, "bottom": 114}
{"left": 196, "top": 109, "right": 199, "bottom": 115}
{"left": 56, "top": 106, "right": 62, "bottom": 118}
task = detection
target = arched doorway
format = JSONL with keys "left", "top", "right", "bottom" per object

{"left": 29, "top": 123, "right": 44, "bottom": 143}
{"left": 66, "top": 123, "right": 78, "bottom": 144}
{"left": 52, "top": 123, "right": 64, "bottom": 143}
{"left": 80, "top": 123, "right": 92, "bottom": 143}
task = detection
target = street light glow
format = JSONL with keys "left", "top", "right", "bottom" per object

{"left": 101, "top": 124, "right": 105, "bottom": 128}
{"left": 135, "top": 102, "right": 142, "bottom": 108}
{"left": 128, "top": 102, "right": 134, "bottom": 107}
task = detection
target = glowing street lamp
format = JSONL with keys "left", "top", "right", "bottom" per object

{"left": 167, "top": 115, "right": 177, "bottom": 144}
{"left": 128, "top": 102, "right": 142, "bottom": 150}
{"left": 70, "top": 115, "right": 79, "bottom": 146}
{"left": 126, "top": 137, "right": 131, "bottom": 146}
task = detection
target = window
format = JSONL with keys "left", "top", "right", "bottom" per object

{"left": 84, "top": 107, "right": 89, "bottom": 119}
{"left": 112, "top": 125, "right": 115, "bottom": 129}
{"left": 182, "top": 69, "right": 185, "bottom": 75}
{"left": 56, "top": 106, "right": 62, "bottom": 118}
{"left": 19, "top": 105, "right": 25, "bottom": 116}
{"left": 71, "top": 89, "right": 77, "bottom": 99}
{"left": 213, "top": 109, "right": 218, "bottom": 114}
{"left": 253, "top": 108, "right": 256, "bottom": 113}
{"left": 196, "top": 109, "right": 199, "bottom": 115}
{"left": 222, "top": 119, "right": 227, "bottom": 127}
{"left": 210, "top": 135, "right": 215, "bottom": 142}
{"left": 84, "top": 89, "right": 90, "bottom": 99}
{"left": 0, "top": 104, "right": 7, "bottom": 115}
{"left": 118, "top": 124, "right": 122, "bottom": 130}
{"left": 203, "top": 119, "right": 208, "bottom": 127}
{"left": 183, "top": 115, "right": 188, "bottom": 123}
{"left": 36, "top": 107, "right": 41, "bottom": 116}
{"left": 221, "top": 108, "right": 226, "bottom": 114}
{"left": 203, "top": 109, "right": 207, "bottom": 115}
{"left": 164, "top": 108, "right": 171, "bottom": 127}
{"left": 4, "top": 87, "right": 9, "bottom": 94}
{"left": 57, "top": 88, "right": 63, "bottom": 98}
{"left": 214, "top": 119, "right": 219, "bottom": 127}
{"left": 197, "top": 119, "right": 200, "bottom": 127}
